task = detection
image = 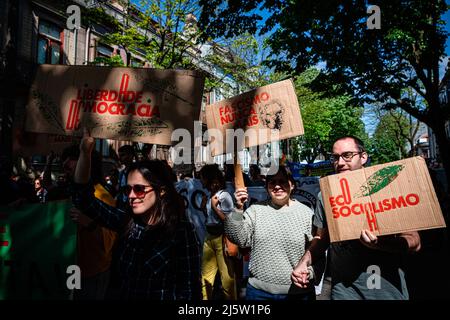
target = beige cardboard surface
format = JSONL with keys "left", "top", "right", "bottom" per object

{"left": 12, "top": 127, "right": 80, "bottom": 156}
{"left": 205, "top": 79, "right": 304, "bottom": 156}
{"left": 25, "top": 65, "right": 204, "bottom": 146}
{"left": 319, "top": 156, "right": 446, "bottom": 242}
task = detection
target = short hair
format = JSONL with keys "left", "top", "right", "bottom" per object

{"left": 250, "top": 164, "right": 261, "bottom": 175}
{"left": 332, "top": 135, "right": 366, "bottom": 153}
{"left": 265, "top": 165, "right": 296, "bottom": 197}
{"left": 199, "top": 164, "right": 226, "bottom": 194}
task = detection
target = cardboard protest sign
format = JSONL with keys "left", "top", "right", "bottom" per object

{"left": 205, "top": 79, "right": 304, "bottom": 156}
{"left": 25, "top": 65, "right": 204, "bottom": 146}
{"left": 12, "top": 127, "right": 80, "bottom": 156}
{"left": 319, "top": 157, "right": 446, "bottom": 242}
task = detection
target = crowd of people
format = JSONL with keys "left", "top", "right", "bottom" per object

{"left": 0, "top": 133, "right": 449, "bottom": 300}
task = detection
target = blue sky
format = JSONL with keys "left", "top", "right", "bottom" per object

{"left": 445, "top": 8, "right": 450, "bottom": 56}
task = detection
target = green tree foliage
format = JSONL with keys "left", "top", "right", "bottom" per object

{"left": 202, "top": 33, "right": 276, "bottom": 96}
{"left": 292, "top": 69, "right": 367, "bottom": 163}
{"left": 369, "top": 111, "right": 411, "bottom": 164}
{"left": 84, "top": 1, "right": 265, "bottom": 98}
{"left": 85, "top": 0, "right": 202, "bottom": 68}
{"left": 199, "top": 0, "right": 450, "bottom": 187}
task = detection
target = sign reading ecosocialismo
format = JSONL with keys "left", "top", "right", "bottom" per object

{"left": 320, "top": 157, "right": 446, "bottom": 242}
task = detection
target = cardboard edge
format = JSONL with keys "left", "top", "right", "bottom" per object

{"left": 319, "top": 176, "right": 339, "bottom": 242}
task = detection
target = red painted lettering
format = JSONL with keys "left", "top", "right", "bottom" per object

{"left": 340, "top": 206, "right": 351, "bottom": 217}
{"left": 119, "top": 74, "right": 130, "bottom": 102}
{"left": 351, "top": 203, "right": 363, "bottom": 215}
{"left": 107, "top": 90, "right": 118, "bottom": 101}
{"left": 406, "top": 194, "right": 419, "bottom": 206}
{"left": 391, "top": 196, "right": 407, "bottom": 209}
{"left": 366, "top": 211, "right": 378, "bottom": 232}
{"left": 382, "top": 199, "right": 392, "bottom": 211}
{"left": 336, "top": 195, "right": 346, "bottom": 206}
{"left": 260, "top": 92, "right": 270, "bottom": 101}
{"left": 137, "top": 104, "right": 149, "bottom": 117}
{"left": 340, "top": 179, "right": 351, "bottom": 204}
{"left": 117, "top": 103, "right": 125, "bottom": 115}
{"left": 97, "top": 102, "right": 108, "bottom": 114}
{"left": 332, "top": 207, "right": 340, "bottom": 219}
{"left": 329, "top": 197, "right": 336, "bottom": 207}
{"left": 135, "top": 91, "right": 143, "bottom": 103}
{"left": 108, "top": 103, "right": 119, "bottom": 115}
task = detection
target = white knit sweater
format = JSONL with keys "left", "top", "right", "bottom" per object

{"left": 225, "top": 199, "right": 315, "bottom": 295}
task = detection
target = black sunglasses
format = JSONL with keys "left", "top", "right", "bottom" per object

{"left": 123, "top": 184, "right": 153, "bottom": 198}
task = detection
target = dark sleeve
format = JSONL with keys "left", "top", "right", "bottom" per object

{"left": 72, "top": 182, "right": 128, "bottom": 232}
{"left": 175, "top": 220, "right": 202, "bottom": 300}
{"left": 313, "top": 191, "right": 327, "bottom": 229}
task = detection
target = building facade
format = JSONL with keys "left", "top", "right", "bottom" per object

{"left": 1, "top": 0, "right": 266, "bottom": 175}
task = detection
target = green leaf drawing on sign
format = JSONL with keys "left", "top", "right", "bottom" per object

{"left": 106, "top": 117, "right": 169, "bottom": 137}
{"left": 354, "top": 164, "right": 405, "bottom": 198}
{"left": 32, "top": 90, "right": 65, "bottom": 133}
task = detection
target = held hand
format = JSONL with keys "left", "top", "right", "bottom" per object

{"left": 234, "top": 188, "right": 248, "bottom": 210}
{"left": 80, "top": 127, "right": 95, "bottom": 155}
{"left": 291, "top": 261, "right": 311, "bottom": 289}
{"left": 360, "top": 229, "right": 379, "bottom": 249}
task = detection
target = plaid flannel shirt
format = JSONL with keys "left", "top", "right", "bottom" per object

{"left": 72, "top": 182, "right": 202, "bottom": 300}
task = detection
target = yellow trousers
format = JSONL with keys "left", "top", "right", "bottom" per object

{"left": 201, "top": 233, "right": 237, "bottom": 300}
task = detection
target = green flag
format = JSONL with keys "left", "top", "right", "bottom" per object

{"left": 0, "top": 200, "right": 76, "bottom": 299}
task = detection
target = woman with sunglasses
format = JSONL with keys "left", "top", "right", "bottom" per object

{"left": 72, "top": 129, "right": 201, "bottom": 300}
{"left": 224, "top": 166, "right": 318, "bottom": 300}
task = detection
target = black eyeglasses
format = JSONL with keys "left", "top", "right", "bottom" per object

{"left": 330, "top": 151, "right": 362, "bottom": 163}
{"left": 123, "top": 184, "right": 153, "bottom": 198}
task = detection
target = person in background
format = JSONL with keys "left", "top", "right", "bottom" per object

{"left": 248, "top": 164, "right": 265, "bottom": 187}
{"left": 59, "top": 144, "right": 118, "bottom": 300}
{"left": 43, "top": 149, "right": 74, "bottom": 201}
{"left": 34, "top": 178, "right": 48, "bottom": 203}
{"left": 199, "top": 164, "right": 237, "bottom": 300}
{"left": 116, "top": 145, "right": 136, "bottom": 210}
{"left": 304, "top": 165, "right": 313, "bottom": 177}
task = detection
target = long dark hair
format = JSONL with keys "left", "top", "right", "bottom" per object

{"left": 127, "top": 160, "right": 184, "bottom": 233}
{"left": 199, "top": 164, "right": 226, "bottom": 195}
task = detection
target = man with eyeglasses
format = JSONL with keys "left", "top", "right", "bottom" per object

{"left": 292, "top": 135, "right": 421, "bottom": 300}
